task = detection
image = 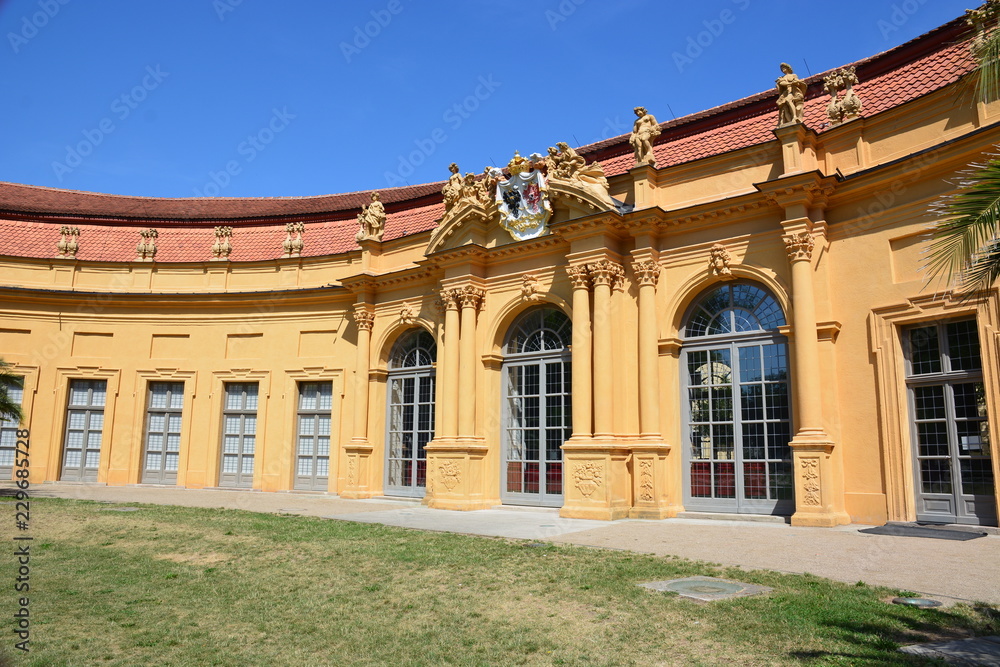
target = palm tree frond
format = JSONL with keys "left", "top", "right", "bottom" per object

{"left": 0, "top": 360, "right": 24, "bottom": 424}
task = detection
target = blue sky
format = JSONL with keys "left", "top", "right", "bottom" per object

{"left": 0, "top": 0, "right": 977, "bottom": 199}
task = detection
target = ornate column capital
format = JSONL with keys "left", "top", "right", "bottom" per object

{"left": 353, "top": 307, "right": 375, "bottom": 331}
{"left": 566, "top": 263, "right": 591, "bottom": 290}
{"left": 588, "top": 259, "right": 625, "bottom": 290}
{"left": 783, "top": 232, "right": 815, "bottom": 262}
{"left": 456, "top": 286, "right": 485, "bottom": 311}
{"left": 438, "top": 288, "right": 461, "bottom": 311}
{"left": 631, "top": 259, "right": 660, "bottom": 287}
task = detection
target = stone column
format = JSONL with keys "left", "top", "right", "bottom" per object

{"left": 783, "top": 229, "right": 848, "bottom": 526}
{"left": 560, "top": 258, "right": 630, "bottom": 521}
{"left": 440, "top": 289, "right": 460, "bottom": 439}
{"left": 632, "top": 260, "right": 661, "bottom": 438}
{"left": 566, "top": 264, "right": 592, "bottom": 438}
{"left": 351, "top": 307, "right": 374, "bottom": 442}
{"left": 457, "top": 286, "right": 485, "bottom": 438}
{"left": 588, "top": 259, "right": 623, "bottom": 439}
{"left": 629, "top": 257, "right": 675, "bottom": 519}
{"left": 342, "top": 306, "right": 375, "bottom": 499}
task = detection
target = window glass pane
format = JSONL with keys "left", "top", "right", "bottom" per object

{"left": 91, "top": 382, "right": 107, "bottom": 407}
{"left": 914, "top": 385, "right": 946, "bottom": 420}
{"left": 947, "top": 320, "right": 982, "bottom": 372}
{"left": 150, "top": 385, "right": 168, "bottom": 408}
{"left": 244, "top": 385, "right": 259, "bottom": 410}
{"left": 908, "top": 326, "right": 941, "bottom": 375}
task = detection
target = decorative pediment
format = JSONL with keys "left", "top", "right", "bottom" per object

{"left": 426, "top": 147, "right": 618, "bottom": 256}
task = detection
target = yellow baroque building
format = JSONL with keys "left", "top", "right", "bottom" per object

{"left": 2, "top": 15, "right": 998, "bottom": 528}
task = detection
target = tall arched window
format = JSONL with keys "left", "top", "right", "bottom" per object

{"left": 502, "top": 307, "right": 572, "bottom": 507}
{"left": 385, "top": 329, "right": 436, "bottom": 496}
{"left": 681, "top": 283, "right": 793, "bottom": 515}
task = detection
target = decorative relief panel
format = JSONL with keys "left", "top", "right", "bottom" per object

{"left": 572, "top": 461, "right": 604, "bottom": 498}
{"left": 800, "top": 458, "right": 821, "bottom": 506}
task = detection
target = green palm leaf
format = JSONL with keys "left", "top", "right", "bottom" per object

{"left": 927, "top": 155, "right": 1000, "bottom": 296}
{"left": 0, "top": 360, "right": 23, "bottom": 424}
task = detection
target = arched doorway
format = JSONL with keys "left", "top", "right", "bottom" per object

{"left": 384, "top": 328, "right": 436, "bottom": 497}
{"left": 681, "top": 282, "right": 794, "bottom": 515}
{"left": 502, "top": 307, "right": 572, "bottom": 507}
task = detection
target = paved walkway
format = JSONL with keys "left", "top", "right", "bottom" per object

{"left": 13, "top": 483, "right": 1000, "bottom": 607}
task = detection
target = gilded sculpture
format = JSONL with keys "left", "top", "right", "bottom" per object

{"left": 355, "top": 192, "right": 385, "bottom": 243}
{"left": 775, "top": 63, "right": 808, "bottom": 126}
{"left": 629, "top": 106, "right": 661, "bottom": 167}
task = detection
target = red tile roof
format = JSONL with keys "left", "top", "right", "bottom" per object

{"left": 0, "top": 16, "right": 977, "bottom": 263}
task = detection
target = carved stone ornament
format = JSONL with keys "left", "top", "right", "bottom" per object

{"left": 56, "top": 225, "right": 80, "bottom": 258}
{"left": 545, "top": 141, "right": 616, "bottom": 208}
{"left": 800, "top": 458, "right": 821, "bottom": 506}
{"left": 566, "top": 264, "right": 591, "bottom": 290}
{"left": 136, "top": 228, "right": 158, "bottom": 261}
{"left": 355, "top": 192, "right": 385, "bottom": 243}
{"left": 572, "top": 461, "right": 604, "bottom": 498}
{"left": 521, "top": 274, "right": 540, "bottom": 301}
{"left": 638, "top": 459, "right": 654, "bottom": 502}
{"left": 212, "top": 226, "right": 233, "bottom": 260}
{"left": 399, "top": 303, "right": 415, "bottom": 324}
{"left": 823, "top": 67, "right": 863, "bottom": 126}
{"left": 588, "top": 259, "right": 625, "bottom": 290}
{"left": 439, "top": 461, "right": 461, "bottom": 491}
{"left": 353, "top": 309, "right": 375, "bottom": 331}
{"left": 456, "top": 285, "right": 485, "bottom": 310}
{"left": 709, "top": 244, "right": 733, "bottom": 278}
{"left": 438, "top": 288, "right": 460, "bottom": 312}
{"left": 967, "top": 0, "right": 1000, "bottom": 47}
{"left": 783, "top": 232, "right": 815, "bottom": 262}
{"left": 629, "top": 106, "right": 661, "bottom": 167}
{"left": 495, "top": 151, "right": 552, "bottom": 241}
{"left": 282, "top": 222, "right": 304, "bottom": 258}
{"left": 632, "top": 259, "right": 661, "bottom": 287}
{"left": 775, "top": 63, "right": 808, "bottom": 126}
{"left": 347, "top": 456, "right": 358, "bottom": 487}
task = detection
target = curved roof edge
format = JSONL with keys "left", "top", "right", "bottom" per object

{"left": 0, "top": 13, "right": 975, "bottom": 228}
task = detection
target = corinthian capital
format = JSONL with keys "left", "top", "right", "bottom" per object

{"left": 565, "top": 263, "right": 591, "bottom": 290}
{"left": 456, "top": 285, "right": 486, "bottom": 310}
{"left": 353, "top": 308, "right": 375, "bottom": 331}
{"left": 438, "top": 288, "right": 460, "bottom": 311}
{"left": 783, "top": 232, "right": 815, "bottom": 262}
{"left": 631, "top": 259, "right": 660, "bottom": 287}
{"left": 588, "top": 259, "right": 625, "bottom": 289}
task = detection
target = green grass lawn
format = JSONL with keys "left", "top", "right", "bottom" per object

{"left": 1, "top": 498, "right": 996, "bottom": 666}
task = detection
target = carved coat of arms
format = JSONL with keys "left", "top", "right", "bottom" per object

{"left": 495, "top": 152, "right": 552, "bottom": 241}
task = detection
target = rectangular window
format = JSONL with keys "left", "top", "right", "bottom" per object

{"left": 142, "top": 382, "right": 184, "bottom": 485}
{"left": 295, "top": 382, "right": 332, "bottom": 491}
{"left": 906, "top": 320, "right": 994, "bottom": 525}
{"left": 0, "top": 379, "right": 24, "bottom": 479}
{"left": 61, "top": 379, "right": 107, "bottom": 482}
{"left": 219, "top": 383, "right": 258, "bottom": 488}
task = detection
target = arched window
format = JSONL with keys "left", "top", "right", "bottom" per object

{"left": 681, "top": 283, "right": 793, "bottom": 515}
{"left": 385, "top": 329, "right": 436, "bottom": 496}
{"left": 502, "top": 307, "right": 571, "bottom": 507}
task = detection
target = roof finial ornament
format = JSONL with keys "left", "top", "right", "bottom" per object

{"left": 56, "top": 225, "right": 80, "bottom": 259}
{"left": 629, "top": 106, "right": 661, "bottom": 167}
{"left": 824, "top": 67, "right": 863, "bottom": 126}
{"left": 136, "top": 228, "right": 158, "bottom": 262}
{"left": 775, "top": 63, "right": 808, "bottom": 126}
